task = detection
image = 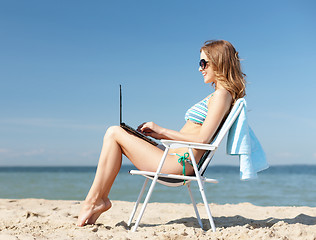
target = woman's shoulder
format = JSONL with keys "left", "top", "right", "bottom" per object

{"left": 212, "top": 89, "right": 232, "bottom": 99}
{"left": 208, "top": 89, "right": 232, "bottom": 106}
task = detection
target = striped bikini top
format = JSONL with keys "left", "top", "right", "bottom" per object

{"left": 185, "top": 95, "right": 212, "bottom": 125}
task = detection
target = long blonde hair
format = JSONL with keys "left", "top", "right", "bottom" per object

{"left": 200, "top": 40, "right": 246, "bottom": 104}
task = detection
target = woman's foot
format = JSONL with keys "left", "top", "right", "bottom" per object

{"left": 77, "top": 197, "right": 112, "bottom": 227}
{"left": 86, "top": 198, "right": 112, "bottom": 225}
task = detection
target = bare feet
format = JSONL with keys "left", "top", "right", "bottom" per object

{"left": 77, "top": 197, "right": 112, "bottom": 226}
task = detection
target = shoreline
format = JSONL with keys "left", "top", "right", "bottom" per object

{"left": 0, "top": 199, "right": 315, "bottom": 239}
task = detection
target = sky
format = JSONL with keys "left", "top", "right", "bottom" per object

{"left": 0, "top": 0, "right": 315, "bottom": 167}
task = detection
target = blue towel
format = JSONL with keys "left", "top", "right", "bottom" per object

{"left": 226, "top": 98, "right": 269, "bottom": 180}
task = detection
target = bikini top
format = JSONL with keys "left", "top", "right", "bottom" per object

{"left": 185, "top": 95, "right": 213, "bottom": 125}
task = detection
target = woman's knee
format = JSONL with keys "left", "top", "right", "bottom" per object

{"left": 104, "top": 126, "right": 122, "bottom": 140}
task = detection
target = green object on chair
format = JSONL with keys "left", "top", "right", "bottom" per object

{"left": 176, "top": 152, "right": 192, "bottom": 184}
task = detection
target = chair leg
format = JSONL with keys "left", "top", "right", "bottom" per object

{"left": 131, "top": 175, "right": 158, "bottom": 232}
{"left": 187, "top": 182, "right": 203, "bottom": 230}
{"left": 199, "top": 182, "right": 216, "bottom": 232}
{"left": 128, "top": 178, "right": 149, "bottom": 226}
{"left": 188, "top": 148, "right": 216, "bottom": 232}
{"left": 131, "top": 147, "right": 170, "bottom": 232}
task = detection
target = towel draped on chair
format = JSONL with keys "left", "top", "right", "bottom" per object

{"left": 226, "top": 99, "right": 269, "bottom": 180}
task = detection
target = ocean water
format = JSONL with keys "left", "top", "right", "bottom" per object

{"left": 0, "top": 165, "right": 315, "bottom": 207}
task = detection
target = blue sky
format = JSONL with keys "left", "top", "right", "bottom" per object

{"left": 0, "top": 0, "right": 315, "bottom": 166}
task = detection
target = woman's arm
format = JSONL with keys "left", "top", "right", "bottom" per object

{"left": 138, "top": 89, "right": 232, "bottom": 143}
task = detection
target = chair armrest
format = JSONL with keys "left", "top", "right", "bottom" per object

{"left": 161, "top": 139, "right": 216, "bottom": 151}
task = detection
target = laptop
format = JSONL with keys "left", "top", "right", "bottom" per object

{"left": 120, "top": 85, "right": 158, "bottom": 146}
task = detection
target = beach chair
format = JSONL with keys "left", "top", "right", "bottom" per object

{"left": 127, "top": 98, "right": 245, "bottom": 232}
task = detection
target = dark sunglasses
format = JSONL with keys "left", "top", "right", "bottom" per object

{"left": 199, "top": 59, "right": 209, "bottom": 70}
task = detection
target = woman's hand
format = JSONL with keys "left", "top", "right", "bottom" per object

{"left": 137, "top": 122, "right": 165, "bottom": 140}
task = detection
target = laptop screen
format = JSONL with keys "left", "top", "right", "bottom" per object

{"left": 120, "top": 84, "right": 122, "bottom": 124}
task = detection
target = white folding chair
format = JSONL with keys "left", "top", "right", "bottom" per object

{"left": 127, "top": 98, "right": 245, "bottom": 232}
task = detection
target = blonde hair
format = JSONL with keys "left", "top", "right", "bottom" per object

{"left": 200, "top": 40, "right": 246, "bottom": 104}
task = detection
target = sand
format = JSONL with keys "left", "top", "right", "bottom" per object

{"left": 0, "top": 199, "right": 315, "bottom": 240}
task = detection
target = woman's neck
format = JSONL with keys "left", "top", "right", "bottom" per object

{"left": 214, "top": 82, "right": 225, "bottom": 91}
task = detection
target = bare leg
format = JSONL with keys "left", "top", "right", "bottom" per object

{"left": 77, "top": 126, "right": 125, "bottom": 226}
{"left": 77, "top": 126, "right": 188, "bottom": 226}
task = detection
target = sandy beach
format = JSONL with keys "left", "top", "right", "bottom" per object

{"left": 0, "top": 199, "right": 315, "bottom": 240}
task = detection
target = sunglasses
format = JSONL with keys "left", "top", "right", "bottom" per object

{"left": 199, "top": 59, "right": 209, "bottom": 70}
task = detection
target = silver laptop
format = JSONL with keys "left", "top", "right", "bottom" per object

{"left": 120, "top": 85, "right": 158, "bottom": 146}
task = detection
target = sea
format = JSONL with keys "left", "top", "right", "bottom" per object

{"left": 0, "top": 165, "right": 315, "bottom": 207}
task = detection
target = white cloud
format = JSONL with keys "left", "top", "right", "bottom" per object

{"left": 0, "top": 118, "right": 105, "bottom": 130}
{"left": 263, "top": 112, "right": 316, "bottom": 129}
{"left": 0, "top": 148, "right": 45, "bottom": 158}
{"left": 23, "top": 149, "right": 45, "bottom": 157}
{"left": 274, "top": 152, "right": 300, "bottom": 159}
{"left": 0, "top": 149, "right": 9, "bottom": 154}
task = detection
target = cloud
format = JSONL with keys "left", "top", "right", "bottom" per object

{"left": 23, "top": 149, "right": 45, "bottom": 157}
{"left": 274, "top": 152, "right": 300, "bottom": 159}
{"left": 263, "top": 112, "right": 316, "bottom": 129}
{"left": 78, "top": 151, "right": 98, "bottom": 158}
{"left": 0, "top": 149, "right": 9, "bottom": 154}
{"left": 0, "top": 148, "right": 45, "bottom": 158}
{"left": 0, "top": 118, "right": 105, "bottom": 130}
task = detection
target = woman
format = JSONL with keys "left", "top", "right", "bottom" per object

{"left": 77, "top": 40, "right": 246, "bottom": 226}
